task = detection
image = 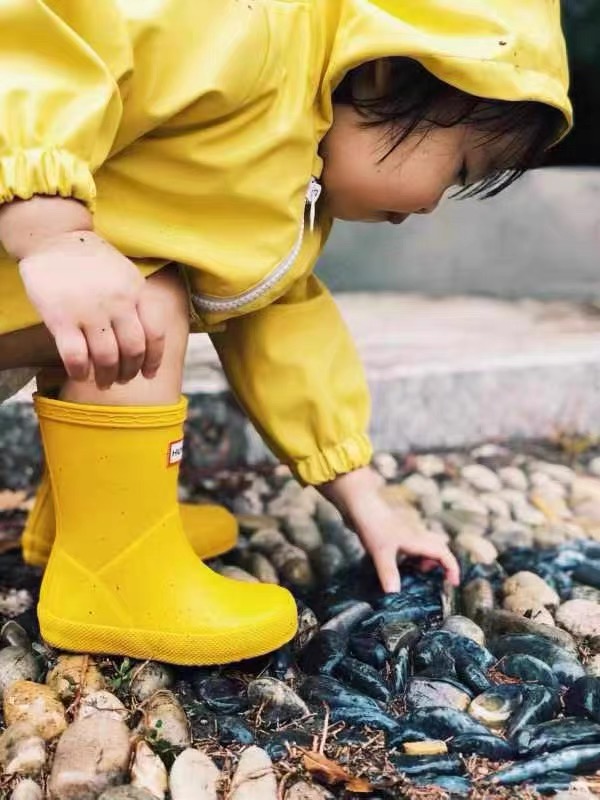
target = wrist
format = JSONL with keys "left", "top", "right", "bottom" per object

{"left": 319, "top": 465, "right": 385, "bottom": 525}
{"left": 0, "top": 196, "right": 93, "bottom": 260}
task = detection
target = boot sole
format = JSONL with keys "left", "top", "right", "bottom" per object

{"left": 39, "top": 606, "right": 298, "bottom": 666}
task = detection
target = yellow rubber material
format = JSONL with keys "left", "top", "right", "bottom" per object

{"left": 35, "top": 394, "right": 297, "bottom": 665}
{"left": 22, "top": 470, "right": 238, "bottom": 567}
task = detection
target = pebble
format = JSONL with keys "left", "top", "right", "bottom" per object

{"left": 514, "top": 502, "right": 547, "bottom": 527}
{"left": 406, "top": 678, "right": 471, "bottom": 712}
{"left": 0, "top": 722, "right": 46, "bottom": 775}
{"left": 530, "top": 462, "right": 576, "bottom": 487}
{"left": 241, "top": 552, "right": 279, "bottom": 584}
{"left": 99, "top": 789, "right": 156, "bottom": 800}
{"left": 77, "top": 690, "right": 128, "bottom": 723}
{"left": 533, "top": 525, "right": 570, "bottom": 549}
{"left": 573, "top": 584, "right": 600, "bottom": 603}
{"left": 10, "top": 780, "right": 43, "bottom": 800}
{"left": 454, "top": 533, "right": 498, "bottom": 565}
{"left": 142, "top": 690, "right": 191, "bottom": 748}
{"left": 461, "top": 464, "right": 502, "bottom": 493}
{"left": 589, "top": 459, "right": 600, "bottom": 478}
{"left": 479, "top": 493, "right": 511, "bottom": 519}
{"left": 322, "top": 601, "right": 373, "bottom": 635}
{"left": 169, "top": 749, "right": 220, "bottom": 800}
{"left": 586, "top": 655, "right": 600, "bottom": 678}
{"left": 0, "top": 589, "right": 33, "bottom": 618}
{"left": 462, "top": 578, "right": 495, "bottom": 621}
{"left": 504, "top": 572, "right": 560, "bottom": 609}
{"left": 284, "top": 512, "right": 323, "bottom": 552}
{"left": 285, "top": 782, "right": 335, "bottom": 800}
{"left": 400, "top": 474, "right": 440, "bottom": 501}
{"left": 47, "top": 717, "right": 131, "bottom": 800}
{"left": 469, "top": 688, "right": 521, "bottom": 730}
{"left": 557, "top": 600, "right": 600, "bottom": 639}
{"left": 1, "top": 621, "right": 31, "bottom": 649}
{"left": 195, "top": 676, "right": 247, "bottom": 714}
{"left": 414, "top": 454, "right": 446, "bottom": 477}
{"left": 503, "top": 593, "right": 556, "bottom": 626}
{"left": 46, "top": 654, "right": 105, "bottom": 702}
{"left": 441, "top": 487, "right": 489, "bottom": 517}
{"left": 498, "top": 467, "right": 529, "bottom": 491}
{"left": 372, "top": 452, "right": 399, "bottom": 480}
{"left": 269, "top": 544, "right": 316, "bottom": 591}
{"left": 312, "top": 543, "right": 346, "bottom": 580}
{"left": 0, "top": 646, "right": 41, "bottom": 699}
{"left": 131, "top": 741, "right": 168, "bottom": 799}
{"left": 3, "top": 681, "right": 67, "bottom": 741}
{"left": 489, "top": 521, "right": 534, "bottom": 553}
{"left": 230, "top": 747, "right": 277, "bottom": 800}
{"left": 216, "top": 565, "right": 259, "bottom": 583}
{"left": 247, "top": 678, "right": 309, "bottom": 725}
{"left": 403, "top": 741, "right": 448, "bottom": 756}
{"left": 442, "top": 616, "right": 486, "bottom": 646}
{"left": 130, "top": 662, "right": 174, "bottom": 702}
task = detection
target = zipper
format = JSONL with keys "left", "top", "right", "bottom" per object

{"left": 192, "top": 177, "right": 322, "bottom": 313}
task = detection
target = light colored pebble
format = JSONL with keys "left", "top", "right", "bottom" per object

{"left": 502, "top": 594, "right": 556, "bottom": 626}
{"left": 215, "top": 565, "right": 259, "bottom": 583}
{"left": 513, "top": 502, "right": 546, "bottom": 527}
{"left": 99, "top": 788, "right": 156, "bottom": 800}
{"left": 489, "top": 521, "right": 534, "bottom": 553}
{"left": 420, "top": 493, "right": 444, "bottom": 518}
{"left": 46, "top": 655, "right": 105, "bottom": 703}
{"left": 497, "top": 488, "right": 529, "bottom": 512}
{"left": 479, "top": 493, "right": 511, "bottom": 519}
{"left": 533, "top": 525, "right": 569, "bottom": 549}
{"left": 462, "top": 579, "right": 495, "bottom": 621}
{"left": 0, "top": 722, "right": 46, "bottom": 776}
{"left": 414, "top": 454, "right": 446, "bottom": 478}
{"left": 3, "top": 681, "right": 67, "bottom": 741}
{"left": 400, "top": 474, "right": 440, "bottom": 500}
{"left": 47, "top": 717, "right": 131, "bottom": 800}
{"left": 588, "top": 458, "right": 600, "bottom": 478}
{"left": 242, "top": 552, "right": 280, "bottom": 584}
{"left": 1, "top": 621, "right": 30, "bottom": 649}
{"left": 441, "top": 486, "right": 488, "bottom": 516}
{"left": 556, "top": 600, "right": 600, "bottom": 639}
{"left": 169, "top": 748, "right": 220, "bottom": 800}
{"left": 572, "top": 476, "right": 600, "bottom": 505}
{"left": 249, "top": 528, "right": 288, "bottom": 555}
{"left": 130, "top": 662, "right": 174, "bottom": 703}
{"left": 529, "top": 461, "right": 576, "bottom": 487}
{"left": 573, "top": 584, "right": 600, "bottom": 604}
{"left": 285, "top": 781, "right": 335, "bottom": 800}
{"left": 442, "top": 616, "right": 486, "bottom": 646}
{"left": 503, "top": 572, "right": 560, "bottom": 609}
{"left": 469, "top": 692, "right": 519, "bottom": 730}
{"left": 10, "top": 779, "right": 43, "bottom": 800}
{"left": 498, "top": 467, "right": 528, "bottom": 492}
{"left": 247, "top": 678, "right": 309, "bottom": 724}
{"left": 269, "top": 544, "right": 316, "bottom": 591}
{"left": 230, "top": 747, "right": 277, "bottom": 800}
{"left": 530, "top": 491, "right": 572, "bottom": 523}
{"left": 454, "top": 533, "right": 498, "bottom": 565}
{"left": 142, "top": 690, "right": 191, "bottom": 748}
{"left": 461, "top": 464, "right": 502, "bottom": 493}
{"left": 283, "top": 512, "right": 323, "bottom": 553}
{"left": 0, "top": 589, "right": 33, "bottom": 618}
{"left": 372, "top": 452, "right": 399, "bottom": 480}
{"left": 77, "top": 690, "right": 128, "bottom": 723}
{"left": 131, "top": 741, "right": 168, "bottom": 799}
{"left": 0, "top": 646, "right": 41, "bottom": 699}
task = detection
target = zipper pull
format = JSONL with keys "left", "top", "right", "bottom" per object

{"left": 306, "top": 178, "right": 322, "bottom": 232}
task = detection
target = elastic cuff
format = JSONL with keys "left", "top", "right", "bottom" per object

{"left": 294, "top": 432, "right": 373, "bottom": 485}
{"left": 0, "top": 148, "right": 97, "bottom": 211}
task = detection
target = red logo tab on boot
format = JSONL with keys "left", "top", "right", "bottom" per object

{"left": 167, "top": 439, "right": 184, "bottom": 466}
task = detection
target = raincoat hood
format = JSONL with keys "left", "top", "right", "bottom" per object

{"left": 316, "top": 0, "right": 572, "bottom": 141}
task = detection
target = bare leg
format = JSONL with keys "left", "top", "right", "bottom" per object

{"left": 0, "top": 266, "right": 189, "bottom": 405}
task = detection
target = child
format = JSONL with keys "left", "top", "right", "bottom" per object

{"left": 0, "top": 0, "right": 571, "bottom": 665}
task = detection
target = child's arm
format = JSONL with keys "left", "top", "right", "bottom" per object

{"left": 0, "top": 2, "right": 163, "bottom": 386}
{"left": 211, "top": 274, "right": 459, "bottom": 593}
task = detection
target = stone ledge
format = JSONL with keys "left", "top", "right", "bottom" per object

{"left": 4, "top": 294, "right": 600, "bottom": 481}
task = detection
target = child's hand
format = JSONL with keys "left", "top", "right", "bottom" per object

{"left": 0, "top": 197, "right": 165, "bottom": 389}
{"left": 319, "top": 466, "right": 460, "bottom": 593}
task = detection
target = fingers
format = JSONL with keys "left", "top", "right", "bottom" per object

{"left": 111, "top": 313, "right": 146, "bottom": 384}
{"left": 372, "top": 547, "right": 402, "bottom": 594}
{"left": 137, "top": 294, "right": 166, "bottom": 379}
{"left": 83, "top": 322, "right": 120, "bottom": 389}
{"left": 52, "top": 325, "right": 90, "bottom": 382}
{"left": 419, "top": 540, "right": 461, "bottom": 587}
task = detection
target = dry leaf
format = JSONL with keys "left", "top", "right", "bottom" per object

{"left": 300, "top": 749, "right": 372, "bottom": 793}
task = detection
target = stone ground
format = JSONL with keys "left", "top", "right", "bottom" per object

{"left": 3, "top": 436, "right": 600, "bottom": 798}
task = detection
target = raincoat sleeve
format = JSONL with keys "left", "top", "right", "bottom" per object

{"left": 0, "top": 1, "right": 123, "bottom": 211}
{"left": 211, "top": 275, "right": 373, "bottom": 485}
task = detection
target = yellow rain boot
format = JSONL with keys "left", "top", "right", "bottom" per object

{"left": 36, "top": 395, "right": 297, "bottom": 665}
{"left": 22, "top": 470, "right": 238, "bottom": 568}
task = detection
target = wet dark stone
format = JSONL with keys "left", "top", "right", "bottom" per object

{"left": 375, "top": 589, "right": 439, "bottom": 612}
{"left": 449, "top": 733, "right": 516, "bottom": 760}
{"left": 462, "top": 561, "right": 506, "bottom": 590}
{"left": 529, "top": 772, "right": 575, "bottom": 795}
{"left": 299, "top": 675, "right": 382, "bottom": 713}
{"left": 492, "top": 745, "right": 600, "bottom": 786}
{"left": 564, "top": 676, "right": 600, "bottom": 722}
{"left": 575, "top": 541, "right": 600, "bottom": 560}
{"left": 217, "top": 716, "right": 255, "bottom": 746}
{"left": 553, "top": 548, "right": 587, "bottom": 570}
{"left": 573, "top": 562, "right": 600, "bottom": 590}
{"left": 506, "top": 684, "right": 561, "bottom": 739}
{"left": 413, "top": 774, "right": 472, "bottom": 797}
{"left": 388, "top": 708, "right": 491, "bottom": 747}
{"left": 269, "top": 645, "right": 295, "bottom": 681}
{"left": 513, "top": 717, "right": 600, "bottom": 758}
{"left": 193, "top": 676, "right": 248, "bottom": 714}
{"left": 405, "top": 677, "right": 472, "bottom": 712}
{"left": 498, "top": 653, "right": 560, "bottom": 691}
{"left": 349, "top": 635, "right": 389, "bottom": 669}
{"left": 414, "top": 638, "right": 457, "bottom": 679}
{"left": 321, "top": 601, "right": 373, "bottom": 636}
{"left": 490, "top": 634, "right": 585, "bottom": 687}
{"left": 535, "top": 564, "right": 573, "bottom": 601}
{"left": 263, "top": 729, "right": 313, "bottom": 761}
{"left": 329, "top": 704, "right": 400, "bottom": 734}
{"left": 415, "top": 630, "right": 495, "bottom": 672}
{"left": 379, "top": 621, "right": 420, "bottom": 656}
{"left": 334, "top": 657, "right": 390, "bottom": 703}
{"left": 298, "top": 630, "right": 346, "bottom": 675}
{"left": 360, "top": 603, "right": 441, "bottom": 630}
{"left": 457, "top": 662, "right": 492, "bottom": 695}
{"left": 391, "top": 753, "right": 464, "bottom": 778}
{"left": 391, "top": 648, "right": 410, "bottom": 695}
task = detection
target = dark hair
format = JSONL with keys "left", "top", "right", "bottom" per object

{"left": 333, "top": 58, "right": 566, "bottom": 198}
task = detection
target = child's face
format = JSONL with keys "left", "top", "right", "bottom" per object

{"left": 320, "top": 104, "right": 503, "bottom": 224}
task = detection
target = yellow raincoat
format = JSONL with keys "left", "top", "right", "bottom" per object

{"left": 0, "top": 0, "right": 571, "bottom": 484}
